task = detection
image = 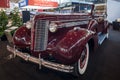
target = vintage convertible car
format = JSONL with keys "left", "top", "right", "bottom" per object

{"left": 7, "top": 1, "right": 109, "bottom": 76}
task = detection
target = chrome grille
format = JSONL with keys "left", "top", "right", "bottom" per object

{"left": 34, "top": 20, "right": 49, "bottom": 51}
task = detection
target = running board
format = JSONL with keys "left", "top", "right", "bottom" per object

{"left": 98, "top": 32, "right": 107, "bottom": 45}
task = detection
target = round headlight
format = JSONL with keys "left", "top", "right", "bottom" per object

{"left": 26, "top": 21, "right": 32, "bottom": 29}
{"left": 49, "top": 23, "right": 58, "bottom": 32}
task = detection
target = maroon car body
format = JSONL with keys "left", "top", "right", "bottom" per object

{"left": 7, "top": 2, "right": 109, "bottom": 76}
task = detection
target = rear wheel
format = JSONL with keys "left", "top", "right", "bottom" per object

{"left": 74, "top": 43, "right": 89, "bottom": 76}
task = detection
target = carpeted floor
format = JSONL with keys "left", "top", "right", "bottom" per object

{"left": 0, "top": 27, "right": 120, "bottom": 80}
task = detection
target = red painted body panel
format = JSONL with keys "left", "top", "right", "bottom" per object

{"left": 54, "top": 29, "right": 94, "bottom": 64}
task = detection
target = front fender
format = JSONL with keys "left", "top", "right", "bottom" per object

{"left": 54, "top": 28, "right": 95, "bottom": 64}
{"left": 13, "top": 26, "right": 31, "bottom": 48}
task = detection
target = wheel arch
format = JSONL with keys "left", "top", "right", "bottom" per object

{"left": 88, "top": 38, "right": 95, "bottom": 53}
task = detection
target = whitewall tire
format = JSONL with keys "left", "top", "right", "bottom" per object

{"left": 74, "top": 43, "right": 89, "bottom": 76}
{"left": 106, "top": 28, "right": 109, "bottom": 39}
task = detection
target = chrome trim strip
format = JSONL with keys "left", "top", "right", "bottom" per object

{"left": 7, "top": 45, "right": 74, "bottom": 73}
{"left": 58, "top": 21, "right": 89, "bottom": 28}
{"left": 51, "top": 18, "right": 92, "bottom": 23}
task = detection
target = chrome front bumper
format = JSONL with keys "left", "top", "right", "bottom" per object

{"left": 7, "top": 45, "right": 74, "bottom": 73}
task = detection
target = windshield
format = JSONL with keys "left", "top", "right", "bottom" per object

{"left": 73, "top": 4, "right": 92, "bottom": 13}
{"left": 56, "top": 2, "right": 92, "bottom": 14}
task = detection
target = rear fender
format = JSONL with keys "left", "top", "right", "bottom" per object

{"left": 55, "top": 28, "right": 95, "bottom": 64}
{"left": 88, "top": 19, "right": 98, "bottom": 31}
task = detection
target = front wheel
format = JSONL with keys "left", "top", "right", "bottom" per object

{"left": 73, "top": 43, "right": 89, "bottom": 76}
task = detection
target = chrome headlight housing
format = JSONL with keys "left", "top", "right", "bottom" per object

{"left": 49, "top": 23, "right": 58, "bottom": 33}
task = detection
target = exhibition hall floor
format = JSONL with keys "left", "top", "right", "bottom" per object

{"left": 0, "top": 27, "right": 120, "bottom": 80}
